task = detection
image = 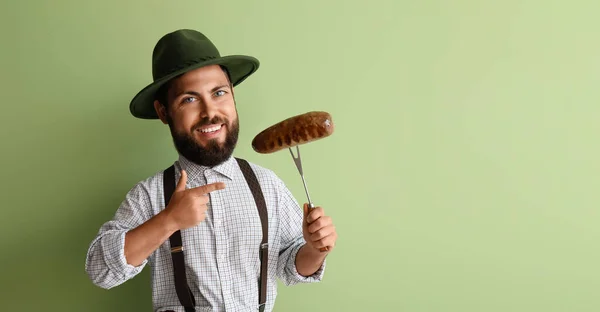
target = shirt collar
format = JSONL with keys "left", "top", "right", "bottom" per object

{"left": 177, "top": 154, "right": 236, "bottom": 181}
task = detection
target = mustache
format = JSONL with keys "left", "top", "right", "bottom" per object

{"left": 192, "top": 116, "right": 229, "bottom": 131}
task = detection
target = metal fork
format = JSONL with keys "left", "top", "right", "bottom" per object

{"left": 289, "top": 146, "right": 329, "bottom": 252}
{"left": 289, "top": 146, "right": 315, "bottom": 209}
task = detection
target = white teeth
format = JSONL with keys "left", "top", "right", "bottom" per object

{"left": 200, "top": 125, "right": 222, "bottom": 133}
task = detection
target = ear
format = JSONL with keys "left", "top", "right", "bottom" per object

{"left": 154, "top": 100, "right": 168, "bottom": 124}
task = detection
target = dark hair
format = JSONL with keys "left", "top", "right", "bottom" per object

{"left": 154, "top": 65, "right": 232, "bottom": 110}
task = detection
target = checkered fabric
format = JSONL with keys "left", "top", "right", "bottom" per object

{"left": 85, "top": 155, "right": 325, "bottom": 312}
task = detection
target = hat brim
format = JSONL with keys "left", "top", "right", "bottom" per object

{"left": 129, "top": 55, "right": 259, "bottom": 119}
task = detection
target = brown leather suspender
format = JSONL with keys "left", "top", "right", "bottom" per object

{"left": 235, "top": 158, "right": 269, "bottom": 312}
{"left": 162, "top": 158, "right": 268, "bottom": 312}
{"left": 163, "top": 165, "right": 196, "bottom": 312}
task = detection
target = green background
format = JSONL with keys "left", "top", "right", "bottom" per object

{"left": 1, "top": 0, "right": 599, "bottom": 311}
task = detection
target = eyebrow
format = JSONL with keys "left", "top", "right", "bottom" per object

{"left": 211, "top": 84, "right": 231, "bottom": 93}
{"left": 174, "top": 84, "right": 231, "bottom": 99}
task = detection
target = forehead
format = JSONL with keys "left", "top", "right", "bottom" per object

{"left": 168, "top": 65, "right": 229, "bottom": 94}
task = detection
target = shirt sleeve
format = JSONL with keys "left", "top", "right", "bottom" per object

{"left": 275, "top": 179, "right": 326, "bottom": 286}
{"left": 85, "top": 182, "right": 154, "bottom": 289}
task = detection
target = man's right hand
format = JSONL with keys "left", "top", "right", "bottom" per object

{"left": 163, "top": 170, "right": 226, "bottom": 231}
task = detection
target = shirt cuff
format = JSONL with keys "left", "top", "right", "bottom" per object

{"left": 288, "top": 243, "right": 327, "bottom": 282}
{"left": 101, "top": 230, "right": 147, "bottom": 278}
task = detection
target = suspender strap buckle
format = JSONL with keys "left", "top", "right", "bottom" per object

{"left": 171, "top": 246, "right": 184, "bottom": 253}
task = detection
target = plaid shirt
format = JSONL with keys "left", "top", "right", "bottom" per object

{"left": 85, "top": 155, "right": 325, "bottom": 312}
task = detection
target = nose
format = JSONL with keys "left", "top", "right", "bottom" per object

{"left": 199, "top": 98, "right": 218, "bottom": 121}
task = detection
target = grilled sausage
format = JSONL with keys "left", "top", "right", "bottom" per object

{"left": 252, "top": 111, "right": 334, "bottom": 154}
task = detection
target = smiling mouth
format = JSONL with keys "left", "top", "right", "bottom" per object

{"left": 198, "top": 124, "right": 223, "bottom": 133}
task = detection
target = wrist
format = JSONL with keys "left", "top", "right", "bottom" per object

{"left": 157, "top": 209, "right": 179, "bottom": 234}
{"left": 302, "top": 243, "right": 327, "bottom": 260}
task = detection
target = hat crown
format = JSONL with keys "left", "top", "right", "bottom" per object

{"left": 152, "top": 29, "right": 221, "bottom": 80}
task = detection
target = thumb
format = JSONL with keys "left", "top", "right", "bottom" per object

{"left": 175, "top": 170, "right": 187, "bottom": 192}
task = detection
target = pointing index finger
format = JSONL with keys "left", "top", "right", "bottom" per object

{"left": 190, "top": 182, "right": 226, "bottom": 196}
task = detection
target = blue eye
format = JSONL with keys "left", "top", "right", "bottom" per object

{"left": 182, "top": 97, "right": 196, "bottom": 103}
{"left": 215, "top": 90, "right": 226, "bottom": 97}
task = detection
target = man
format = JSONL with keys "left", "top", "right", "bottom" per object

{"left": 85, "top": 29, "right": 337, "bottom": 312}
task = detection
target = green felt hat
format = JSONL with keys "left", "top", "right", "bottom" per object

{"left": 129, "top": 29, "right": 260, "bottom": 119}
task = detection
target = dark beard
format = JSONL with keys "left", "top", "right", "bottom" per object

{"left": 167, "top": 115, "right": 239, "bottom": 167}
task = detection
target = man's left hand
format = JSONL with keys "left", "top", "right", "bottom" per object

{"left": 303, "top": 204, "right": 337, "bottom": 253}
